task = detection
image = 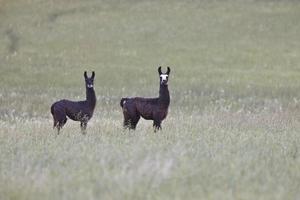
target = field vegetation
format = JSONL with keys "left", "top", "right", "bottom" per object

{"left": 0, "top": 0, "right": 300, "bottom": 199}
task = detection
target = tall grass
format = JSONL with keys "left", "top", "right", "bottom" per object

{"left": 1, "top": 0, "right": 300, "bottom": 199}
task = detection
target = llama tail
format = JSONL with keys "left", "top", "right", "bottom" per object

{"left": 120, "top": 98, "right": 128, "bottom": 108}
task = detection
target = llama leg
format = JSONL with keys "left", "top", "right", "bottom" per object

{"left": 52, "top": 112, "right": 59, "bottom": 132}
{"left": 123, "top": 119, "right": 130, "bottom": 129}
{"left": 56, "top": 117, "right": 67, "bottom": 135}
{"left": 53, "top": 119, "right": 60, "bottom": 134}
{"left": 80, "top": 122, "right": 87, "bottom": 134}
{"left": 153, "top": 120, "right": 162, "bottom": 132}
{"left": 130, "top": 115, "right": 140, "bottom": 130}
{"left": 52, "top": 116, "right": 66, "bottom": 135}
{"left": 122, "top": 107, "right": 137, "bottom": 130}
{"left": 122, "top": 107, "right": 129, "bottom": 129}
{"left": 123, "top": 113, "right": 131, "bottom": 129}
{"left": 123, "top": 115, "right": 140, "bottom": 130}
{"left": 53, "top": 118, "right": 58, "bottom": 129}
{"left": 56, "top": 125, "right": 61, "bottom": 135}
{"left": 55, "top": 121, "right": 64, "bottom": 135}
{"left": 60, "top": 118, "right": 67, "bottom": 127}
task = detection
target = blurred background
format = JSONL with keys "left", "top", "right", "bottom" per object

{"left": 1, "top": 0, "right": 300, "bottom": 121}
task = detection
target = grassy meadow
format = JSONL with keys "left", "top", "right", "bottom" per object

{"left": 1, "top": 0, "right": 300, "bottom": 199}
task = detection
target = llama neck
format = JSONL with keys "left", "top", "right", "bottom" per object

{"left": 158, "top": 84, "right": 170, "bottom": 107}
{"left": 86, "top": 88, "right": 96, "bottom": 109}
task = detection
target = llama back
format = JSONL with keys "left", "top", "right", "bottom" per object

{"left": 51, "top": 99, "right": 67, "bottom": 113}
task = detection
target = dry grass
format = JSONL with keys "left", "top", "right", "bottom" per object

{"left": 1, "top": 0, "right": 300, "bottom": 199}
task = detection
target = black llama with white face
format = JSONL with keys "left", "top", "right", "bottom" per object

{"left": 120, "top": 66, "right": 171, "bottom": 132}
{"left": 50, "top": 71, "right": 96, "bottom": 134}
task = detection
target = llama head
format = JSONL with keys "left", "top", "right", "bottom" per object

{"left": 84, "top": 71, "right": 95, "bottom": 88}
{"left": 158, "top": 66, "right": 171, "bottom": 85}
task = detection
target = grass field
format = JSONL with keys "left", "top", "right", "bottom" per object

{"left": 1, "top": 0, "right": 300, "bottom": 199}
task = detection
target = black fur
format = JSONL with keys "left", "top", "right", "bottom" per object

{"left": 50, "top": 71, "right": 96, "bottom": 134}
{"left": 120, "top": 66, "right": 171, "bottom": 132}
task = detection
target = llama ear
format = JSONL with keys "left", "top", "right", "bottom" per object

{"left": 158, "top": 66, "right": 162, "bottom": 75}
{"left": 167, "top": 67, "right": 171, "bottom": 75}
{"left": 91, "top": 71, "right": 95, "bottom": 79}
{"left": 84, "top": 71, "right": 88, "bottom": 79}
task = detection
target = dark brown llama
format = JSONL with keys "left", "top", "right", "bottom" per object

{"left": 50, "top": 71, "right": 96, "bottom": 134}
{"left": 120, "top": 66, "right": 171, "bottom": 132}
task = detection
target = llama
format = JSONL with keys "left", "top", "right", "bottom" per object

{"left": 120, "top": 66, "right": 171, "bottom": 132}
{"left": 50, "top": 71, "right": 96, "bottom": 134}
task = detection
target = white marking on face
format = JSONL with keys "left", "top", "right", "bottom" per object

{"left": 87, "top": 84, "right": 93, "bottom": 88}
{"left": 160, "top": 74, "right": 168, "bottom": 81}
{"left": 160, "top": 74, "right": 169, "bottom": 81}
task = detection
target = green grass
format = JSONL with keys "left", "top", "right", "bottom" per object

{"left": 1, "top": 0, "right": 300, "bottom": 199}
